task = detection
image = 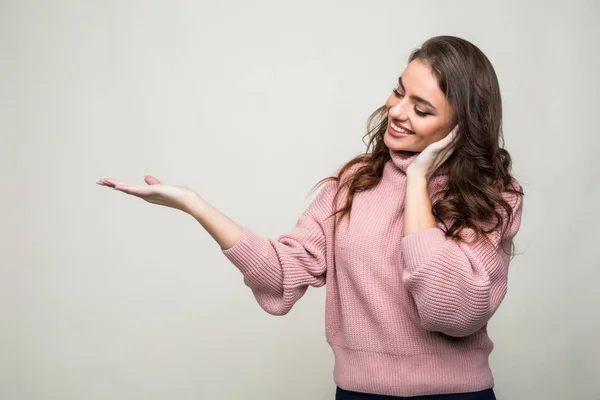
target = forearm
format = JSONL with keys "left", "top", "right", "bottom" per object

{"left": 403, "top": 173, "right": 437, "bottom": 236}
{"left": 186, "top": 195, "right": 243, "bottom": 250}
{"left": 401, "top": 226, "right": 506, "bottom": 337}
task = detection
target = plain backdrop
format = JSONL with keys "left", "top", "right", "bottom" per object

{"left": 1, "top": 0, "right": 599, "bottom": 399}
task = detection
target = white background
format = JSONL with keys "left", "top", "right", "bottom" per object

{"left": 2, "top": 0, "right": 599, "bottom": 399}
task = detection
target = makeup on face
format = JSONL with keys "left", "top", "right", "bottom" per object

{"left": 383, "top": 59, "right": 455, "bottom": 152}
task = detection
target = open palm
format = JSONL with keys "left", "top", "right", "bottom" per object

{"left": 97, "top": 175, "right": 198, "bottom": 213}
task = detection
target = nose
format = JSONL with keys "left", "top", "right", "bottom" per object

{"left": 388, "top": 98, "right": 409, "bottom": 121}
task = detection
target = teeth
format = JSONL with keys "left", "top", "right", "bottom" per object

{"left": 390, "top": 121, "right": 412, "bottom": 134}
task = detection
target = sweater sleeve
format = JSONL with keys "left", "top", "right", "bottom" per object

{"left": 221, "top": 179, "right": 337, "bottom": 316}
{"left": 401, "top": 187, "right": 524, "bottom": 337}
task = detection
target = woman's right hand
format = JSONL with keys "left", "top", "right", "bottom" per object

{"left": 97, "top": 175, "right": 243, "bottom": 249}
{"left": 96, "top": 175, "right": 203, "bottom": 214}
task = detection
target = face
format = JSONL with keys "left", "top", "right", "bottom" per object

{"left": 384, "top": 58, "right": 456, "bottom": 153}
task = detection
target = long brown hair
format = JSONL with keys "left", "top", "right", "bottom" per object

{"left": 311, "top": 35, "right": 523, "bottom": 245}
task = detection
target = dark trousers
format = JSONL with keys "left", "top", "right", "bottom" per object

{"left": 335, "top": 387, "right": 496, "bottom": 400}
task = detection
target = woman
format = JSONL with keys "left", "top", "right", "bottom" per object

{"left": 98, "top": 36, "right": 524, "bottom": 399}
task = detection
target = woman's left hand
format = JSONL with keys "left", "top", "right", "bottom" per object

{"left": 407, "top": 124, "right": 459, "bottom": 181}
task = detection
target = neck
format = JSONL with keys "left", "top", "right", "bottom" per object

{"left": 388, "top": 148, "right": 450, "bottom": 177}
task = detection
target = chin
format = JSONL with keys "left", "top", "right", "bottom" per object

{"left": 384, "top": 131, "right": 422, "bottom": 153}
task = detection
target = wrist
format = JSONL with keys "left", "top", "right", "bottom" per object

{"left": 406, "top": 170, "right": 428, "bottom": 185}
{"left": 184, "top": 193, "right": 209, "bottom": 219}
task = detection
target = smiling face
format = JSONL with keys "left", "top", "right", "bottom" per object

{"left": 384, "top": 58, "right": 456, "bottom": 153}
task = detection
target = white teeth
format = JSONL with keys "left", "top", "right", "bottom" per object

{"left": 390, "top": 121, "right": 412, "bottom": 134}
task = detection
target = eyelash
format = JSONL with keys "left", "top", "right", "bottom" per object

{"left": 392, "top": 88, "right": 430, "bottom": 117}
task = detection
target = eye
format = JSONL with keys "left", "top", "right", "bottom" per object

{"left": 393, "top": 88, "right": 430, "bottom": 116}
{"left": 413, "top": 107, "right": 430, "bottom": 117}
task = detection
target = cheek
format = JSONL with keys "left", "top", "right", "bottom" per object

{"left": 412, "top": 119, "right": 436, "bottom": 136}
{"left": 413, "top": 119, "right": 449, "bottom": 139}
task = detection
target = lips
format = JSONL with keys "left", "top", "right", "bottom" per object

{"left": 390, "top": 120, "right": 414, "bottom": 135}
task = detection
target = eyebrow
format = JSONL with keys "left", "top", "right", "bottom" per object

{"left": 398, "top": 77, "right": 437, "bottom": 111}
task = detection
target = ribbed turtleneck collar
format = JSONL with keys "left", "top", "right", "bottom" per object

{"left": 388, "top": 148, "right": 450, "bottom": 177}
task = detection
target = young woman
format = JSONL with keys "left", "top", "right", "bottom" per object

{"left": 98, "top": 36, "right": 524, "bottom": 399}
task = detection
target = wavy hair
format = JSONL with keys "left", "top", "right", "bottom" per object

{"left": 311, "top": 35, "right": 524, "bottom": 246}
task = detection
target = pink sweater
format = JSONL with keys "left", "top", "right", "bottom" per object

{"left": 222, "top": 149, "right": 523, "bottom": 397}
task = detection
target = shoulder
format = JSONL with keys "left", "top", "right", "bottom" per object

{"left": 312, "top": 158, "right": 369, "bottom": 208}
{"left": 334, "top": 157, "right": 370, "bottom": 183}
{"left": 489, "top": 176, "right": 524, "bottom": 241}
{"left": 507, "top": 176, "right": 523, "bottom": 194}
{"left": 501, "top": 177, "right": 524, "bottom": 213}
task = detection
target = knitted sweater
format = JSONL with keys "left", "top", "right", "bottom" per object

{"left": 221, "top": 149, "right": 523, "bottom": 397}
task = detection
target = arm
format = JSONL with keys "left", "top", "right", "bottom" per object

{"left": 97, "top": 174, "right": 337, "bottom": 316}
{"left": 218, "top": 180, "right": 337, "bottom": 315}
{"left": 402, "top": 175, "right": 524, "bottom": 337}
{"left": 403, "top": 174, "right": 437, "bottom": 236}
{"left": 401, "top": 125, "right": 524, "bottom": 337}
{"left": 187, "top": 197, "right": 244, "bottom": 250}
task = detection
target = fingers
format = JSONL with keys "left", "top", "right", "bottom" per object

{"left": 443, "top": 126, "right": 459, "bottom": 146}
{"left": 96, "top": 178, "right": 152, "bottom": 195}
{"left": 431, "top": 132, "right": 457, "bottom": 170}
{"left": 113, "top": 184, "right": 153, "bottom": 197}
{"left": 430, "top": 136, "right": 454, "bottom": 154}
{"left": 448, "top": 126, "right": 459, "bottom": 146}
{"left": 144, "top": 175, "right": 161, "bottom": 185}
{"left": 97, "top": 178, "right": 128, "bottom": 188}
{"left": 439, "top": 146, "right": 455, "bottom": 166}
{"left": 432, "top": 125, "right": 459, "bottom": 153}
{"left": 97, "top": 176, "right": 162, "bottom": 188}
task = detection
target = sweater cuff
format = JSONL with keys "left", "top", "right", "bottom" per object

{"left": 221, "top": 226, "right": 269, "bottom": 276}
{"left": 401, "top": 227, "right": 447, "bottom": 272}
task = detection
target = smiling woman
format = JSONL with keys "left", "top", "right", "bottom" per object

{"left": 98, "top": 35, "right": 524, "bottom": 400}
{"left": 384, "top": 60, "right": 456, "bottom": 151}
{"left": 318, "top": 35, "right": 522, "bottom": 244}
